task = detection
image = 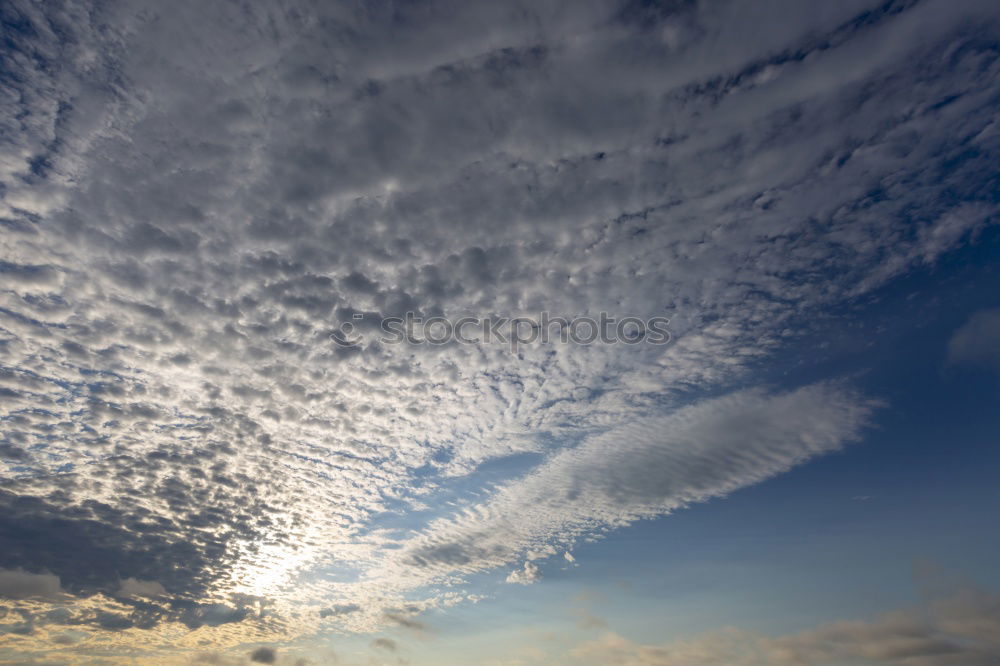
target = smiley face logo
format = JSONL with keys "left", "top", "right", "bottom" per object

{"left": 330, "top": 314, "right": 365, "bottom": 347}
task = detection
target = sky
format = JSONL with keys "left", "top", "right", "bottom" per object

{"left": 1, "top": 0, "right": 999, "bottom": 664}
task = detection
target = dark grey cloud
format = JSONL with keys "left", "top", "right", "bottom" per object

{"left": 384, "top": 611, "right": 427, "bottom": 632}
{"left": 372, "top": 637, "right": 398, "bottom": 652}
{"left": 0, "top": 569, "right": 61, "bottom": 600}
{"left": 249, "top": 647, "right": 277, "bottom": 664}
{"left": 0, "top": 487, "right": 265, "bottom": 632}
{"left": 0, "top": 489, "right": 215, "bottom": 599}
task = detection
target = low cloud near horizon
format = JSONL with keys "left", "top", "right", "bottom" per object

{"left": 570, "top": 585, "right": 1000, "bottom": 666}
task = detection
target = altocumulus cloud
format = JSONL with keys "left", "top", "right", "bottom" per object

{"left": 0, "top": 0, "right": 998, "bottom": 660}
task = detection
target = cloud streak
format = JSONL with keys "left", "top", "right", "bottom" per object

{"left": 388, "top": 382, "right": 876, "bottom": 586}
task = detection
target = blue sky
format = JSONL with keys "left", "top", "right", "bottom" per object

{"left": 1, "top": 0, "right": 999, "bottom": 664}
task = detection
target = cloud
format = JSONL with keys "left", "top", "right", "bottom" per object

{"left": 118, "top": 578, "right": 167, "bottom": 599}
{"left": 384, "top": 611, "right": 428, "bottom": 633}
{"left": 249, "top": 647, "right": 277, "bottom": 664}
{"left": 947, "top": 308, "right": 1000, "bottom": 373}
{"left": 177, "top": 603, "right": 252, "bottom": 630}
{"left": 319, "top": 604, "right": 361, "bottom": 619}
{"left": 570, "top": 586, "right": 1000, "bottom": 666}
{"left": 0, "top": 569, "right": 62, "bottom": 600}
{"left": 506, "top": 562, "right": 543, "bottom": 586}
{"left": 372, "top": 637, "right": 398, "bottom": 652}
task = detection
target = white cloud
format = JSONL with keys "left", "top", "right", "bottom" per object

{"left": 506, "top": 562, "right": 543, "bottom": 586}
